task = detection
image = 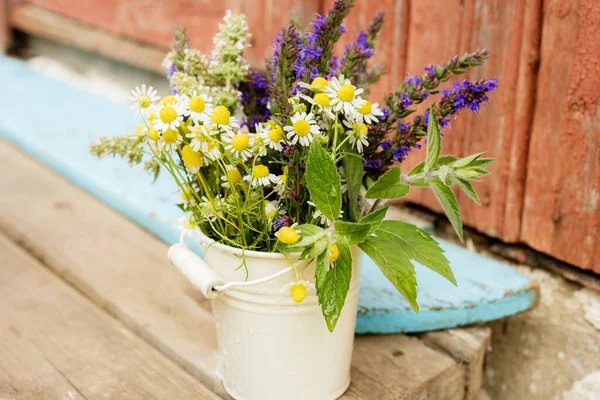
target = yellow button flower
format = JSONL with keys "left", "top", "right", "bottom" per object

{"left": 293, "top": 120, "right": 310, "bottom": 137}
{"left": 162, "top": 129, "right": 178, "bottom": 144}
{"left": 358, "top": 101, "right": 372, "bottom": 115}
{"left": 147, "top": 129, "right": 159, "bottom": 142}
{"left": 231, "top": 133, "right": 250, "bottom": 151}
{"left": 252, "top": 164, "right": 270, "bottom": 179}
{"left": 314, "top": 93, "right": 331, "bottom": 108}
{"left": 182, "top": 145, "right": 201, "bottom": 168}
{"left": 268, "top": 126, "right": 283, "bottom": 142}
{"left": 161, "top": 95, "right": 177, "bottom": 106}
{"left": 189, "top": 96, "right": 205, "bottom": 112}
{"left": 337, "top": 84, "right": 355, "bottom": 102}
{"left": 277, "top": 226, "right": 299, "bottom": 245}
{"left": 290, "top": 283, "right": 306, "bottom": 303}
{"left": 159, "top": 106, "right": 177, "bottom": 123}
{"left": 226, "top": 168, "right": 242, "bottom": 186}
{"left": 310, "top": 77, "right": 328, "bottom": 91}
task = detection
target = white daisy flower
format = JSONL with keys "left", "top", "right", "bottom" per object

{"left": 264, "top": 200, "right": 285, "bottom": 221}
{"left": 298, "top": 76, "right": 329, "bottom": 92}
{"left": 325, "top": 75, "right": 364, "bottom": 116}
{"left": 221, "top": 166, "right": 243, "bottom": 188}
{"left": 284, "top": 112, "right": 320, "bottom": 147}
{"left": 158, "top": 127, "right": 182, "bottom": 151}
{"left": 208, "top": 105, "right": 239, "bottom": 133}
{"left": 178, "top": 215, "right": 201, "bottom": 237}
{"left": 223, "top": 132, "right": 254, "bottom": 161}
{"left": 186, "top": 124, "right": 215, "bottom": 152}
{"left": 308, "top": 201, "right": 343, "bottom": 227}
{"left": 153, "top": 99, "right": 186, "bottom": 132}
{"left": 133, "top": 124, "right": 148, "bottom": 137}
{"left": 355, "top": 100, "right": 384, "bottom": 124}
{"left": 256, "top": 122, "right": 285, "bottom": 152}
{"left": 199, "top": 195, "right": 224, "bottom": 222}
{"left": 129, "top": 84, "right": 159, "bottom": 115}
{"left": 299, "top": 93, "right": 335, "bottom": 120}
{"left": 342, "top": 118, "right": 369, "bottom": 153}
{"left": 183, "top": 91, "right": 214, "bottom": 124}
{"left": 244, "top": 164, "right": 278, "bottom": 187}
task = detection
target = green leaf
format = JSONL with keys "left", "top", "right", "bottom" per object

{"left": 317, "top": 241, "right": 353, "bottom": 331}
{"left": 278, "top": 224, "right": 325, "bottom": 252}
{"left": 408, "top": 156, "right": 458, "bottom": 187}
{"left": 429, "top": 179, "right": 463, "bottom": 241}
{"left": 299, "top": 236, "right": 330, "bottom": 260}
{"left": 333, "top": 221, "right": 371, "bottom": 245}
{"left": 375, "top": 220, "right": 456, "bottom": 285}
{"left": 359, "top": 236, "right": 419, "bottom": 312}
{"left": 365, "top": 167, "right": 410, "bottom": 199}
{"left": 359, "top": 206, "right": 389, "bottom": 234}
{"left": 424, "top": 105, "right": 441, "bottom": 169}
{"left": 451, "top": 152, "right": 485, "bottom": 169}
{"left": 341, "top": 144, "right": 364, "bottom": 222}
{"left": 455, "top": 178, "right": 481, "bottom": 205}
{"left": 306, "top": 140, "right": 342, "bottom": 222}
{"left": 468, "top": 158, "right": 494, "bottom": 169}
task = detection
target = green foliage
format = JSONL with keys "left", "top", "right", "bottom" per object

{"left": 341, "top": 144, "right": 364, "bottom": 222}
{"left": 359, "top": 206, "right": 389, "bottom": 234}
{"left": 365, "top": 167, "right": 410, "bottom": 199}
{"left": 306, "top": 140, "right": 342, "bottom": 222}
{"left": 430, "top": 179, "right": 463, "bottom": 241}
{"left": 333, "top": 221, "right": 371, "bottom": 245}
{"left": 425, "top": 105, "right": 441, "bottom": 169}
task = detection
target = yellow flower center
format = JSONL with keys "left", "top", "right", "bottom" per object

{"left": 135, "top": 124, "right": 145, "bottom": 132}
{"left": 231, "top": 133, "right": 250, "bottom": 151}
{"left": 226, "top": 169, "right": 242, "bottom": 185}
{"left": 252, "top": 164, "right": 270, "bottom": 179}
{"left": 358, "top": 101, "right": 372, "bottom": 115}
{"left": 162, "top": 129, "right": 179, "bottom": 144}
{"left": 211, "top": 105, "right": 230, "bottom": 125}
{"left": 278, "top": 226, "right": 299, "bottom": 245}
{"left": 179, "top": 121, "right": 190, "bottom": 134}
{"left": 160, "top": 106, "right": 177, "bottom": 123}
{"left": 337, "top": 84, "right": 355, "bottom": 102}
{"left": 330, "top": 244, "right": 340, "bottom": 262}
{"left": 310, "top": 77, "right": 328, "bottom": 91}
{"left": 148, "top": 129, "right": 159, "bottom": 142}
{"left": 290, "top": 283, "right": 306, "bottom": 302}
{"left": 279, "top": 174, "right": 287, "bottom": 183}
{"left": 161, "top": 95, "right": 177, "bottom": 106}
{"left": 147, "top": 111, "right": 157, "bottom": 122}
{"left": 268, "top": 126, "right": 283, "bottom": 142}
{"left": 314, "top": 93, "right": 331, "bottom": 108}
{"left": 181, "top": 145, "right": 202, "bottom": 168}
{"left": 266, "top": 209, "right": 277, "bottom": 219}
{"left": 137, "top": 95, "right": 152, "bottom": 108}
{"left": 189, "top": 96, "right": 205, "bottom": 112}
{"left": 293, "top": 120, "right": 311, "bottom": 137}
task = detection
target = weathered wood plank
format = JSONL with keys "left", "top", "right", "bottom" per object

{"left": 0, "top": 0, "right": 9, "bottom": 52}
{"left": 420, "top": 327, "right": 492, "bottom": 400}
{"left": 10, "top": 4, "right": 167, "bottom": 73}
{"left": 521, "top": 0, "right": 600, "bottom": 273}
{"left": 0, "top": 234, "right": 220, "bottom": 400}
{"left": 0, "top": 139, "right": 473, "bottom": 399}
{"left": 401, "top": 0, "right": 542, "bottom": 243}
{"left": 17, "top": 0, "right": 321, "bottom": 66}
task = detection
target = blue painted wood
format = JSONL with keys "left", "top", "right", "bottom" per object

{"left": 0, "top": 57, "right": 537, "bottom": 333}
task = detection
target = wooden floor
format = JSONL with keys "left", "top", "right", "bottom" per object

{"left": 0, "top": 139, "right": 492, "bottom": 399}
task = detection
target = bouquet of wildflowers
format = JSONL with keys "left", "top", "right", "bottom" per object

{"left": 91, "top": 1, "right": 497, "bottom": 331}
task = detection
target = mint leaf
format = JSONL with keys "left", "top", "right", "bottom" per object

{"left": 468, "top": 158, "right": 494, "bottom": 169}
{"left": 365, "top": 166, "right": 410, "bottom": 199}
{"left": 425, "top": 105, "right": 441, "bottom": 169}
{"left": 408, "top": 156, "right": 457, "bottom": 187}
{"left": 333, "top": 221, "right": 371, "bottom": 245}
{"left": 456, "top": 178, "right": 481, "bottom": 205}
{"left": 451, "top": 152, "right": 485, "bottom": 169}
{"left": 299, "top": 236, "right": 330, "bottom": 260}
{"left": 359, "top": 206, "right": 389, "bottom": 234}
{"left": 317, "top": 241, "right": 353, "bottom": 331}
{"left": 375, "top": 220, "right": 456, "bottom": 285}
{"left": 341, "top": 144, "right": 364, "bottom": 222}
{"left": 430, "top": 179, "right": 463, "bottom": 241}
{"left": 307, "top": 140, "right": 342, "bottom": 222}
{"left": 359, "top": 236, "right": 419, "bottom": 312}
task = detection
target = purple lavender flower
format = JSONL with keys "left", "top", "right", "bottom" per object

{"left": 381, "top": 107, "right": 392, "bottom": 120}
{"left": 274, "top": 216, "right": 293, "bottom": 229}
{"left": 379, "top": 141, "right": 392, "bottom": 150}
{"left": 399, "top": 122, "right": 410, "bottom": 132}
{"left": 364, "top": 159, "right": 382, "bottom": 169}
{"left": 340, "top": 25, "right": 347, "bottom": 34}
{"left": 439, "top": 78, "right": 498, "bottom": 115}
{"left": 424, "top": 64, "right": 436, "bottom": 77}
{"left": 392, "top": 146, "right": 410, "bottom": 161}
{"left": 401, "top": 92, "right": 413, "bottom": 108}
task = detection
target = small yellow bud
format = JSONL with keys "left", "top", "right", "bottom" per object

{"left": 277, "top": 226, "right": 299, "bottom": 245}
{"left": 211, "top": 105, "right": 230, "bottom": 125}
{"left": 290, "top": 283, "right": 307, "bottom": 303}
{"left": 147, "top": 129, "right": 159, "bottom": 142}
{"left": 330, "top": 244, "right": 340, "bottom": 263}
{"left": 182, "top": 145, "right": 201, "bottom": 168}
{"left": 226, "top": 168, "right": 242, "bottom": 186}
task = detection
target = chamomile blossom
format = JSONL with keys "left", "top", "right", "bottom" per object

{"left": 284, "top": 112, "right": 320, "bottom": 147}
{"left": 178, "top": 215, "right": 201, "bottom": 237}
{"left": 158, "top": 128, "right": 182, "bottom": 151}
{"left": 186, "top": 124, "right": 216, "bottom": 152}
{"left": 221, "top": 166, "right": 243, "bottom": 188}
{"left": 299, "top": 92, "right": 335, "bottom": 120}
{"left": 342, "top": 118, "right": 369, "bottom": 153}
{"left": 180, "top": 183, "right": 200, "bottom": 206}
{"left": 252, "top": 128, "right": 269, "bottom": 157}
{"left": 298, "top": 76, "right": 329, "bottom": 92}
{"left": 129, "top": 84, "right": 160, "bottom": 115}
{"left": 223, "top": 131, "right": 254, "bottom": 160}
{"left": 264, "top": 200, "right": 285, "bottom": 221}
{"left": 244, "top": 164, "right": 278, "bottom": 187}
{"left": 256, "top": 122, "right": 285, "bottom": 151}
{"left": 184, "top": 91, "right": 214, "bottom": 123}
{"left": 307, "top": 201, "right": 343, "bottom": 227}
{"left": 355, "top": 100, "right": 384, "bottom": 124}
{"left": 326, "top": 75, "right": 364, "bottom": 116}
{"left": 181, "top": 144, "right": 203, "bottom": 173}
{"left": 208, "top": 105, "right": 239, "bottom": 132}
{"left": 153, "top": 99, "right": 186, "bottom": 131}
